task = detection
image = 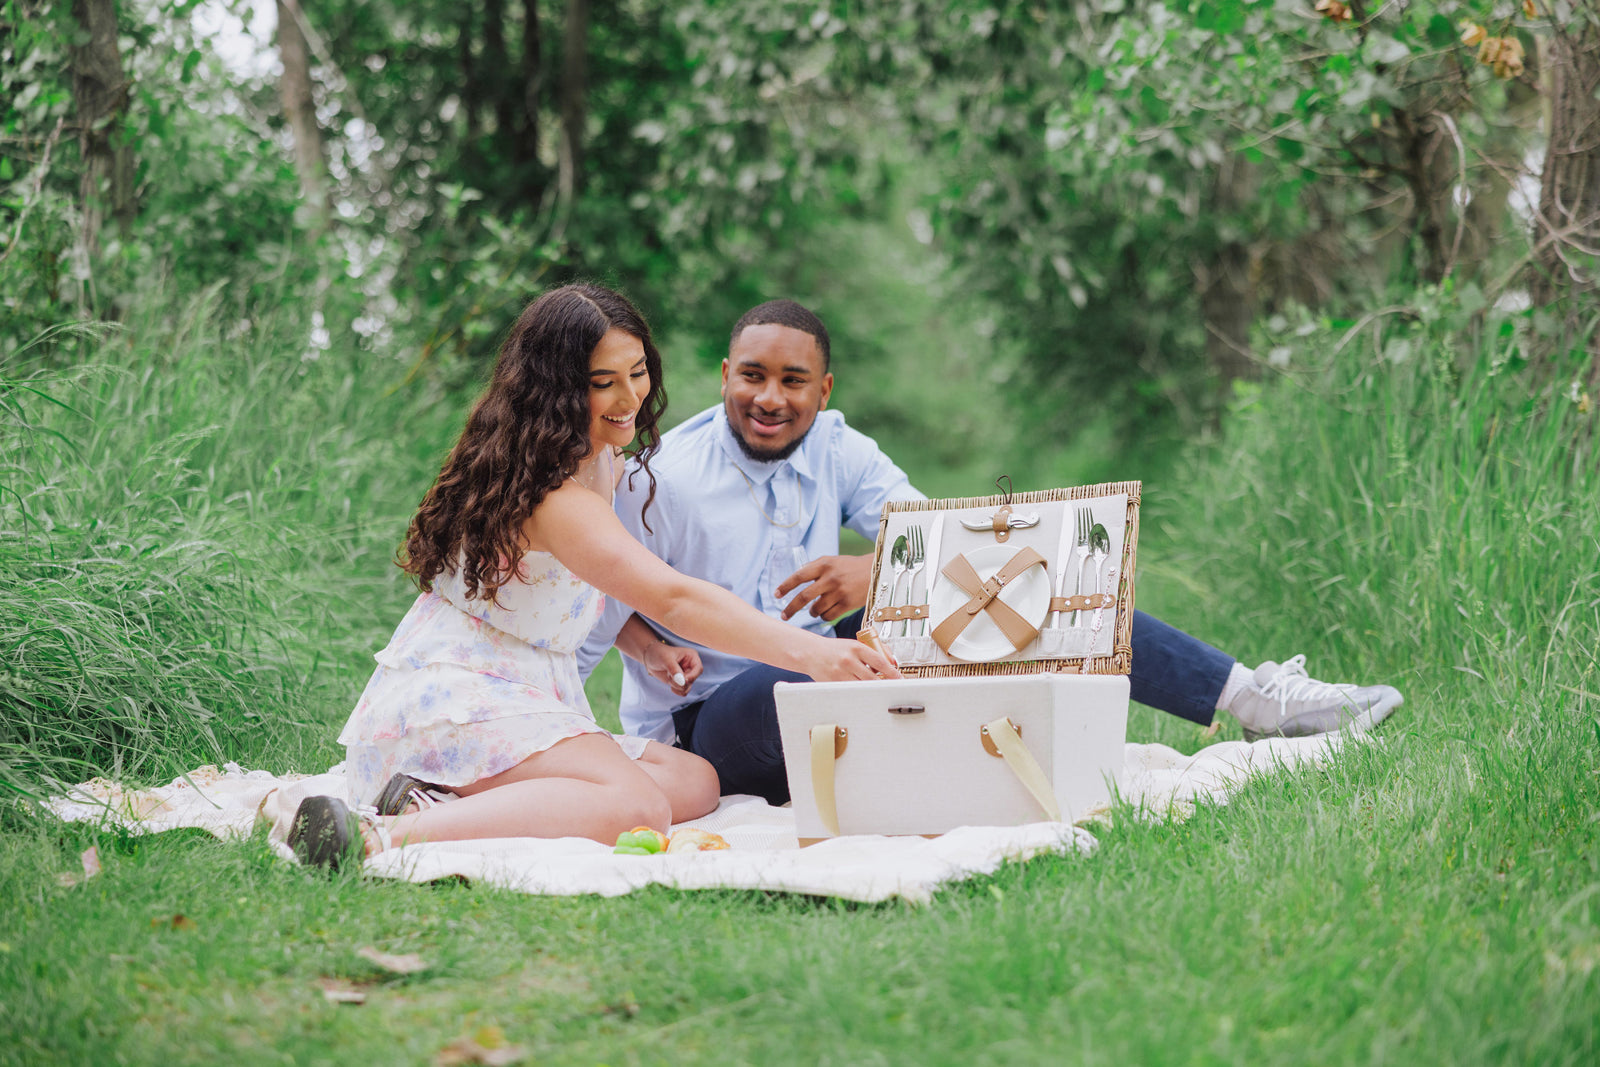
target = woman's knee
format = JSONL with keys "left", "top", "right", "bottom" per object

{"left": 641, "top": 744, "right": 721, "bottom": 821}
{"left": 613, "top": 780, "right": 673, "bottom": 837}
{"left": 677, "top": 753, "right": 721, "bottom": 820}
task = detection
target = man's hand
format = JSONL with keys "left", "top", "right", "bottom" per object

{"left": 777, "top": 553, "right": 875, "bottom": 622}
{"left": 640, "top": 641, "right": 702, "bottom": 697}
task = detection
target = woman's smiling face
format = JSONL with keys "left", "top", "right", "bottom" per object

{"left": 587, "top": 328, "right": 651, "bottom": 451}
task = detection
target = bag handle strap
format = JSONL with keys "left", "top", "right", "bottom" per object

{"left": 809, "top": 724, "right": 846, "bottom": 837}
{"left": 981, "top": 716, "right": 1061, "bottom": 822}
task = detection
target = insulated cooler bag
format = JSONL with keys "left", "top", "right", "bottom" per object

{"left": 776, "top": 673, "right": 1129, "bottom": 843}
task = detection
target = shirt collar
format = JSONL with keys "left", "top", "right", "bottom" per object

{"left": 713, "top": 405, "right": 817, "bottom": 485}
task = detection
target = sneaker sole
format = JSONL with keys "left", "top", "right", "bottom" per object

{"left": 288, "top": 796, "right": 361, "bottom": 870}
{"left": 1243, "top": 688, "right": 1404, "bottom": 743}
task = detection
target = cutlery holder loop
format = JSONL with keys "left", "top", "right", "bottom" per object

{"left": 991, "top": 504, "right": 1013, "bottom": 542}
{"left": 1048, "top": 593, "right": 1114, "bottom": 614}
{"left": 870, "top": 603, "right": 929, "bottom": 624}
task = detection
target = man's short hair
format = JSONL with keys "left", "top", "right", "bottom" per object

{"left": 730, "top": 299, "right": 831, "bottom": 370}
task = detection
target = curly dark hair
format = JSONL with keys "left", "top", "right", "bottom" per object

{"left": 401, "top": 284, "right": 666, "bottom": 600}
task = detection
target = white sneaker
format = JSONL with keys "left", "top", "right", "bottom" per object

{"left": 1226, "top": 654, "right": 1403, "bottom": 742}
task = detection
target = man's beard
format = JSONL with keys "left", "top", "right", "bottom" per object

{"left": 730, "top": 420, "right": 808, "bottom": 463}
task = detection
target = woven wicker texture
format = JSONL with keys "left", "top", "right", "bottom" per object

{"left": 866, "top": 482, "right": 1141, "bottom": 677}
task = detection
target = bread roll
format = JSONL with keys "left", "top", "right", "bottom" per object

{"left": 665, "top": 828, "right": 730, "bottom": 853}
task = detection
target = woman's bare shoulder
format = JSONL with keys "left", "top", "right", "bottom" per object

{"left": 521, "top": 479, "right": 604, "bottom": 554}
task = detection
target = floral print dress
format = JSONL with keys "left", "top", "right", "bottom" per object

{"left": 338, "top": 548, "right": 651, "bottom": 808}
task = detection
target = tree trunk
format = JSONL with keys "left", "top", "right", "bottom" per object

{"left": 518, "top": 0, "right": 542, "bottom": 171}
{"left": 275, "top": 0, "right": 328, "bottom": 226}
{"left": 1195, "top": 154, "right": 1260, "bottom": 394}
{"left": 1392, "top": 106, "right": 1457, "bottom": 284}
{"left": 559, "top": 0, "right": 589, "bottom": 199}
{"left": 1460, "top": 60, "right": 1542, "bottom": 282}
{"left": 67, "top": 0, "right": 135, "bottom": 255}
{"left": 1531, "top": 16, "right": 1600, "bottom": 377}
{"left": 460, "top": 8, "right": 480, "bottom": 138}
{"left": 484, "top": 0, "right": 516, "bottom": 143}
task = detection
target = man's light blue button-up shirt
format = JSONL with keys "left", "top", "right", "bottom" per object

{"left": 577, "top": 404, "right": 922, "bottom": 743}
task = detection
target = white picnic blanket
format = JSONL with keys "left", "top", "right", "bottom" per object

{"left": 46, "top": 735, "right": 1349, "bottom": 904}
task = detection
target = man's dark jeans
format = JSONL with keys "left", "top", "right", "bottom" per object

{"left": 672, "top": 609, "right": 1233, "bottom": 805}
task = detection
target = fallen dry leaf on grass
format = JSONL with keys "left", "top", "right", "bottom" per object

{"left": 317, "top": 978, "right": 367, "bottom": 1005}
{"left": 357, "top": 946, "right": 430, "bottom": 974}
{"left": 56, "top": 846, "right": 103, "bottom": 888}
{"left": 150, "top": 914, "right": 197, "bottom": 931}
{"left": 434, "top": 1026, "right": 528, "bottom": 1067}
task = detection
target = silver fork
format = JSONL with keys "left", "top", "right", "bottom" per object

{"left": 1069, "top": 508, "right": 1093, "bottom": 627}
{"left": 902, "top": 525, "right": 926, "bottom": 637}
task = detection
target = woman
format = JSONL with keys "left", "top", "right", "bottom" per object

{"left": 288, "top": 284, "right": 898, "bottom": 867}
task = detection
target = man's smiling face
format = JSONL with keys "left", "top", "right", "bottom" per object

{"left": 721, "top": 323, "right": 833, "bottom": 462}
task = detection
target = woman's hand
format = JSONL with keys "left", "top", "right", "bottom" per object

{"left": 794, "top": 634, "right": 902, "bottom": 682}
{"left": 641, "top": 640, "right": 702, "bottom": 697}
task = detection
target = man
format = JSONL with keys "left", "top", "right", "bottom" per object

{"left": 579, "top": 300, "right": 1403, "bottom": 803}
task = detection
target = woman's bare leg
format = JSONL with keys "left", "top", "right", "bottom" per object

{"left": 635, "top": 741, "right": 720, "bottom": 823}
{"left": 377, "top": 734, "right": 670, "bottom": 847}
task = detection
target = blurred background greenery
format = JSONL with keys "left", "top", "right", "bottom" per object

{"left": 2, "top": 0, "right": 1597, "bottom": 784}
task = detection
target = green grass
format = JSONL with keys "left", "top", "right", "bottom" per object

{"left": 3, "top": 278, "right": 1599, "bottom": 1063}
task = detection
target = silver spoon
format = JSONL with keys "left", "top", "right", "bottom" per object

{"left": 1087, "top": 523, "right": 1111, "bottom": 622}
{"left": 882, "top": 534, "right": 909, "bottom": 638}
{"left": 872, "top": 575, "right": 895, "bottom": 639}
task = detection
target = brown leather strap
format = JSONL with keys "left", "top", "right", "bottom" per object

{"left": 931, "top": 546, "right": 1047, "bottom": 653}
{"left": 871, "top": 604, "right": 929, "bottom": 624}
{"left": 992, "top": 504, "right": 1012, "bottom": 543}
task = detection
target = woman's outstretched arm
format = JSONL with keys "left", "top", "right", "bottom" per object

{"left": 525, "top": 482, "right": 899, "bottom": 683}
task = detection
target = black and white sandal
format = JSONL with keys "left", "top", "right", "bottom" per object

{"left": 372, "top": 773, "right": 454, "bottom": 817}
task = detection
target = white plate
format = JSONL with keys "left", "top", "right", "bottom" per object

{"left": 928, "top": 544, "right": 1052, "bottom": 662}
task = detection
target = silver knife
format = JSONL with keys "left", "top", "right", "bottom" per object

{"left": 915, "top": 512, "right": 945, "bottom": 637}
{"left": 1049, "top": 503, "right": 1075, "bottom": 628}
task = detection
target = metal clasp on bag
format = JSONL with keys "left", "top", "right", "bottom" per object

{"left": 980, "top": 718, "right": 1020, "bottom": 757}
{"left": 886, "top": 704, "right": 925, "bottom": 716}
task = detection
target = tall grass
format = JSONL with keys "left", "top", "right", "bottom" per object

{"left": 0, "top": 285, "right": 470, "bottom": 792}
{"left": 1151, "top": 304, "right": 1597, "bottom": 702}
